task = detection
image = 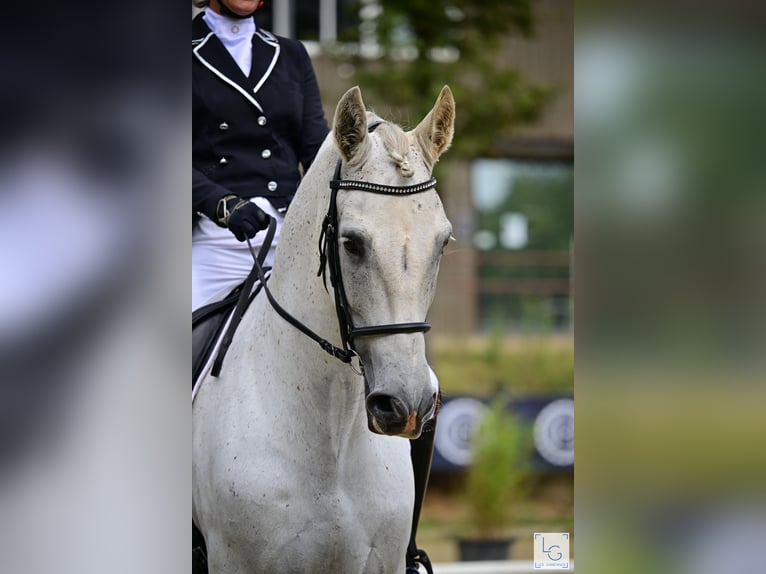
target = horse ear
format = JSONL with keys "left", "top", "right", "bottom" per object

{"left": 412, "top": 85, "right": 455, "bottom": 166}
{"left": 333, "top": 86, "right": 369, "bottom": 163}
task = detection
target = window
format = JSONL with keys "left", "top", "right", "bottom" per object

{"left": 258, "top": 0, "right": 360, "bottom": 44}
{"left": 471, "top": 158, "right": 574, "bottom": 333}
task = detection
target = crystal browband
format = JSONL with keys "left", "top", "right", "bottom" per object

{"left": 329, "top": 176, "right": 437, "bottom": 196}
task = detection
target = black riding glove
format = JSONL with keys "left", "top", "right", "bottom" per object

{"left": 216, "top": 195, "right": 270, "bottom": 241}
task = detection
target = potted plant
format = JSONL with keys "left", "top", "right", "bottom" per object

{"left": 458, "top": 397, "right": 533, "bottom": 561}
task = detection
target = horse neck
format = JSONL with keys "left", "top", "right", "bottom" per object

{"left": 265, "top": 139, "right": 359, "bottom": 388}
{"left": 252, "top": 142, "right": 371, "bottom": 447}
{"left": 269, "top": 139, "right": 336, "bottom": 324}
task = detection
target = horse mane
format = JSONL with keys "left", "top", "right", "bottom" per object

{"left": 365, "top": 112, "right": 415, "bottom": 178}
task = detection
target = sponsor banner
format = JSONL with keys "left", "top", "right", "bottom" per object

{"left": 432, "top": 395, "right": 574, "bottom": 472}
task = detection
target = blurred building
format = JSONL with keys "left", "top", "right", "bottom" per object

{"left": 201, "top": 0, "right": 574, "bottom": 336}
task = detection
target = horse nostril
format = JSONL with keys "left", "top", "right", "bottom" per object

{"left": 366, "top": 393, "right": 406, "bottom": 421}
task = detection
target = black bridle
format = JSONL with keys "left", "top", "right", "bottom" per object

{"left": 208, "top": 123, "right": 438, "bottom": 574}
{"left": 316, "top": 122, "right": 437, "bottom": 368}
{"left": 212, "top": 121, "right": 438, "bottom": 377}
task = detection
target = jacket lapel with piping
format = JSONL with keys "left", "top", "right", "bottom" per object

{"left": 249, "top": 28, "right": 280, "bottom": 97}
{"left": 192, "top": 14, "right": 281, "bottom": 113}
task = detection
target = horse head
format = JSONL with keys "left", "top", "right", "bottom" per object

{"left": 330, "top": 85, "right": 455, "bottom": 439}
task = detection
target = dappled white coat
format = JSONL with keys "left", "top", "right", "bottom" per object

{"left": 193, "top": 86, "right": 456, "bottom": 574}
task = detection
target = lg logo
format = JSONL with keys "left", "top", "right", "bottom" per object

{"left": 540, "top": 535, "right": 563, "bottom": 561}
{"left": 534, "top": 532, "right": 570, "bottom": 570}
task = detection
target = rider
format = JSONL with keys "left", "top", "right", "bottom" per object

{"left": 192, "top": 0, "right": 329, "bottom": 312}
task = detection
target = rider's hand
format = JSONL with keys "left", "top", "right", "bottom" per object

{"left": 217, "top": 195, "right": 270, "bottom": 241}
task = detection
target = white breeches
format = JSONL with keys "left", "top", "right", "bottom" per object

{"left": 192, "top": 197, "right": 284, "bottom": 312}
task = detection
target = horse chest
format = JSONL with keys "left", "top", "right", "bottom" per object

{"left": 254, "top": 436, "right": 414, "bottom": 526}
{"left": 215, "top": 441, "right": 413, "bottom": 573}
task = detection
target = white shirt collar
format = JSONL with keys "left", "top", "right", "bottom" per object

{"left": 202, "top": 10, "right": 256, "bottom": 77}
{"left": 202, "top": 9, "right": 256, "bottom": 40}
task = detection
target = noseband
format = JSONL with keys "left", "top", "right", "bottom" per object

{"left": 317, "top": 121, "right": 436, "bottom": 367}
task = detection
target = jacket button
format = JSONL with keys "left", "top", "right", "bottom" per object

{"left": 219, "top": 122, "right": 229, "bottom": 130}
{"left": 257, "top": 116, "right": 267, "bottom": 126}
{"left": 267, "top": 181, "right": 278, "bottom": 192}
{"left": 261, "top": 149, "right": 272, "bottom": 159}
{"left": 219, "top": 157, "right": 228, "bottom": 164}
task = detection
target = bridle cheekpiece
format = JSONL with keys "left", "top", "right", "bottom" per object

{"left": 317, "top": 121, "right": 437, "bottom": 370}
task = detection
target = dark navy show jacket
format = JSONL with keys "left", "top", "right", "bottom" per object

{"left": 192, "top": 13, "right": 329, "bottom": 220}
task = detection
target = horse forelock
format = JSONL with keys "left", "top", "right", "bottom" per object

{"left": 365, "top": 112, "right": 415, "bottom": 178}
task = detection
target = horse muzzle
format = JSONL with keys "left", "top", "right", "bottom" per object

{"left": 365, "top": 392, "right": 434, "bottom": 438}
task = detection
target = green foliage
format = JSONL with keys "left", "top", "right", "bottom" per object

{"left": 432, "top": 337, "right": 574, "bottom": 395}
{"left": 464, "top": 398, "right": 533, "bottom": 536}
{"left": 332, "top": 0, "right": 553, "bottom": 156}
{"left": 476, "top": 162, "right": 574, "bottom": 252}
{"left": 483, "top": 316, "right": 505, "bottom": 366}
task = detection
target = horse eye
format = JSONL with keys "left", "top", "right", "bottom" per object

{"left": 342, "top": 237, "right": 365, "bottom": 257}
